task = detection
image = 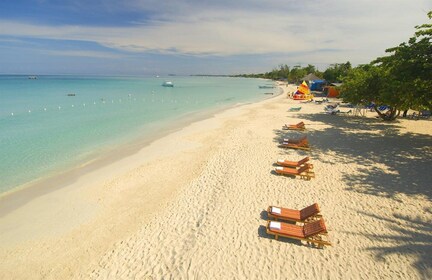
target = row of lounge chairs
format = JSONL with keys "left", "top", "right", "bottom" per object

{"left": 277, "top": 123, "right": 313, "bottom": 180}
{"left": 275, "top": 156, "right": 315, "bottom": 180}
{"left": 265, "top": 117, "right": 331, "bottom": 248}
{"left": 266, "top": 203, "right": 331, "bottom": 248}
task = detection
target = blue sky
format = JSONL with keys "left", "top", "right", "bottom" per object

{"left": 0, "top": 0, "right": 431, "bottom": 75}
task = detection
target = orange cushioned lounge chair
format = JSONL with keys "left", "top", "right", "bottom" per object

{"left": 275, "top": 165, "right": 315, "bottom": 180}
{"left": 276, "top": 156, "right": 313, "bottom": 169}
{"left": 282, "top": 135, "right": 307, "bottom": 144}
{"left": 283, "top": 121, "right": 306, "bottom": 131}
{"left": 266, "top": 219, "right": 331, "bottom": 248}
{"left": 279, "top": 138, "right": 310, "bottom": 151}
{"left": 267, "top": 203, "right": 321, "bottom": 223}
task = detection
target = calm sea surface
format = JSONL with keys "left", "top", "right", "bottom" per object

{"left": 0, "top": 75, "right": 277, "bottom": 194}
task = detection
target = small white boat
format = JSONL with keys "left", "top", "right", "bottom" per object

{"left": 162, "top": 81, "right": 174, "bottom": 87}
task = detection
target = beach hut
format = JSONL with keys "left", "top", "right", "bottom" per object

{"left": 323, "top": 83, "right": 342, "bottom": 98}
{"left": 301, "top": 73, "right": 321, "bottom": 82}
{"left": 293, "top": 81, "right": 314, "bottom": 100}
{"left": 301, "top": 73, "right": 325, "bottom": 91}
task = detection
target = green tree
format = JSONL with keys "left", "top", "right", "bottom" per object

{"left": 341, "top": 11, "right": 431, "bottom": 121}
{"left": 304, "top": 64, "right": 316, "bottom": 74}
{"left": 289, "top": 66, "right": 307, "bottom": 84}
{"left": 341, "top": 64, "right": 401, "bottom": 120}
{"left": 323, "top": 62, "right": 352, "bottom": 83}
{"left": 373, "top": 11, "right": 432, "bottom": 112}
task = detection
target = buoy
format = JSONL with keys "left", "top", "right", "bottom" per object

{"left": 28, "top": 110, "right": 31, "bottom": 113}
{"left": 72, "top": 104, "right": 74, "bottom": 107}
{"left": 44, "top": 108, "right": 47, "bottom": 111}
{"left": 58, "top": 106, "right": 61, "bottom": 110}
{"left": 83, "top": 103, "right": 86, "bottom": 106}
{"left": 11, "top": 113, "right": 14, "bottom": 116}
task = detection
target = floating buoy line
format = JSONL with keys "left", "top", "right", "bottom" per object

{"left": 5, "top": 92, "right": 208, "bottom": 119}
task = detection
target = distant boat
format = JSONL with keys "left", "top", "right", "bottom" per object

{"left": 67, "top": 93, "right": 76, "bottom": 96}
{"left": 259, "top": 85, "right": 275, "bottom": 89}
{"left": 162, "top": 81, "right": 174, "bottom": 87}
{"left": 28, "top": 76, "right": 38, "bottom": 80}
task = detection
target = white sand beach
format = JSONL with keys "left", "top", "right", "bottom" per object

{"left": 0, "top": 84, "right": 431, "bottom": 279}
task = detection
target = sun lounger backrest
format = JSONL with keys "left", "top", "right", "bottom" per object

{"left": 298, "top": 157, "right": 309, "bottom": 165}
{"left": 300, "top": 203, "right": 319, "bottom": 220}
{"left": 303, "top": 219, "right": 326, "bottom": 237}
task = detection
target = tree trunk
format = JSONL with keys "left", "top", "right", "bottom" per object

{"left": 374, "top": 106, "right": 399, "bottom": 121}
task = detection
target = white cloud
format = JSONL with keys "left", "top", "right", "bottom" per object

{"left": 44, "top": 50, "right": 124, "bottom": 59}
{"left": 0, "top": 0, "right": 430, "bottom": 67}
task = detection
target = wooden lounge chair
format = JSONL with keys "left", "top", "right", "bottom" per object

{"left": 279, "top": 138, "right": 310, "bottom": 151}
{"left": 276, "top": 156, "right": 313, "bottom": 169}
{"left": 282, "top": 135, "right": 307, "bottom": 144}
{"left": 275, "top": 165, "right": 315, "bottom": 180}
{"left": 267, "top": 203, "right": 321, "bottom": 223}
{"left": 282, "top": 122, "right": 305, "bottom": 131}
{"left": 266, "top": 219, "right": 331, "bottom": 248}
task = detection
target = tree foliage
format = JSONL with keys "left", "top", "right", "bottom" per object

{"left": 323, "top": 62, "right": 352, "bottom": 83}
{"left": 233, "top": 64, "right": 323, "bottom": 83}
{"left": 341, "top": 11, "right": 432, "bottom": 121}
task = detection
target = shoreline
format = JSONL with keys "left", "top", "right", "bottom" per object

{"left": 0, "top": 88, "right": 280, "bottom": 213}
{"left": 1, "top": 83, "right": 431, "bottom": 279}
{"left": 0, "top": 84, "right": 287, "bottom": 278}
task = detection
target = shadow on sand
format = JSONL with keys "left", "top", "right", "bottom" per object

{"left": 273, "top": 113, "right": 432, "bottom": 277}
{"left": 348, "top": 210, "right": 432, "bottom": 280}
{"left": 275, "top": 113, "right": 432, "bottom": 200}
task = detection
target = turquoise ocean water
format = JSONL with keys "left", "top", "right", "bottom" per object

{"left": 0, "top": 76, "right": 277, "bottom": 194}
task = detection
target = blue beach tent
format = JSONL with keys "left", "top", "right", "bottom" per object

{"left": 310, "top": 80, "right": 326, "bottom": 91}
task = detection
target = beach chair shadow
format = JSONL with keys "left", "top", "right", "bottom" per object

{"left": 260, "top": 210, "right": 269, "bottom": 220}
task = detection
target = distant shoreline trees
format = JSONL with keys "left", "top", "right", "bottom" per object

{"left": 234, "top": 10, "right": 431, "bottom": 121}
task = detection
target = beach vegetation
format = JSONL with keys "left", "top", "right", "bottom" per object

{"left": 233, "top": 64, "right": 323, "bottom": 84}
{"left": 322, "top": 62, "right": 352, "bottom": 83}
{"left": 341, "top": 11, "right": 432, "bottom": 121}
